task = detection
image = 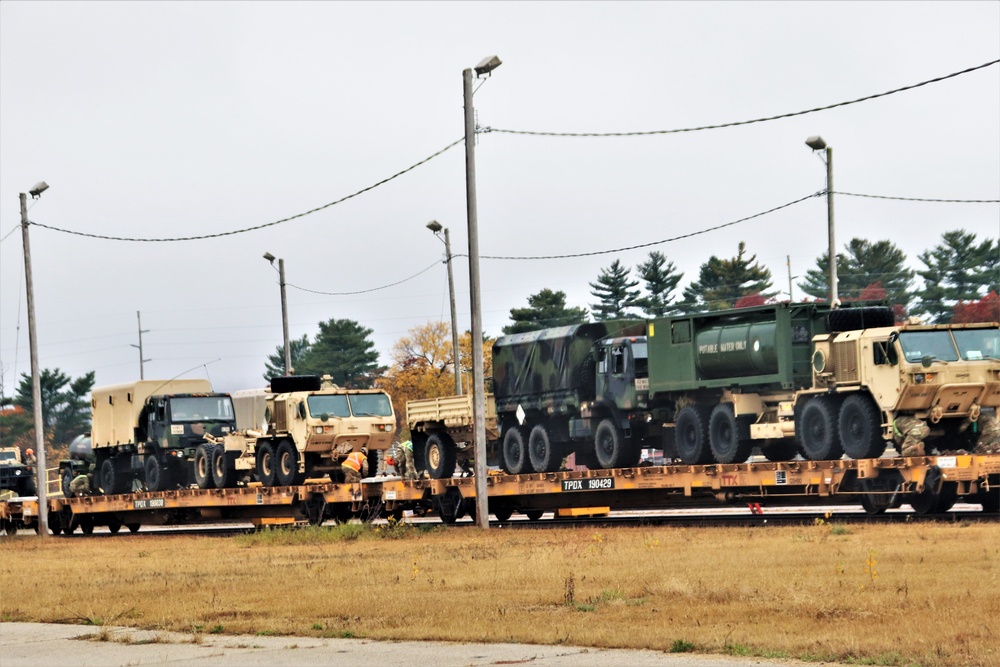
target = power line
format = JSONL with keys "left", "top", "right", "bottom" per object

{"left": 473, "top": 191, "right": 824, "bottom": 260}
{"left": 25, "top": 138, "right": 464, "bottom": 242}
{"left": 287, "top": 259, "right": 442, "bottom": 296}
{"left": 835, "top": 191, "right": 1000, "bottom": 203}
{"left": 486, "top": 60, "right": 1000, "bottom": 138}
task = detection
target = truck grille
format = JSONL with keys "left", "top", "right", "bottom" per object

{"left": 832, "top": 341, "right": 859, "bottom": 382}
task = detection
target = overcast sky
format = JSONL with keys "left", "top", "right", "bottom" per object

{"left": 1, "top": 1, "right": 998, "bottom": 396}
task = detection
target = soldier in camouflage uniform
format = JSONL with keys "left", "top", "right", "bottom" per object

{"left": 395, "top": 440, "right": 418, "bottom": 481}
{"left": 973, "top": 413, "right": 1000, "bottom": 454}
{"left": 341, "top": 449, "right": 368, "bottom": 483}
{"left": 69, "top": 472, "right": 92, "bottom": 497}
{"left": 893, "top": 416, "right": 930, "bottom": 457}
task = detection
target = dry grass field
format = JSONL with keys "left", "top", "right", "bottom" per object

{"left": 1, "top": 519, "right": 997, "bottom": 667}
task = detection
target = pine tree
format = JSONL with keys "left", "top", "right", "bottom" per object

{"left": 296, "top": 319, "right": 384, "bottom": 388}
{"left": 634, "top": 251, "right": 683, "bottom": 317}
{"left": 263, "top": 334, "right": 312, "bottom": 380}
{"left": 914, "top": 230, "right": 999, "bottom": 323}
{"left": 503, "top": 289, "right": 589, "bottom": 334}
{"left": 800, "top": 238, "right": 913, "bottom": 311}
{"left": 589, "top": 260, "right": 641, "bottom": 320}
{"left": 680, "top": 242, "right": 775, "bottom": 311}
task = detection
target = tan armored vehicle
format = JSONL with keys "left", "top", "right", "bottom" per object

{"left": 406, "top": 393, "right": 499, "bottom": 478}
{"left": 205, "top": 375, "right": 396, "bottom": 488}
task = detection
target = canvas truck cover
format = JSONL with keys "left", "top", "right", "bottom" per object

{"left": 493, "top": 321, "right": 644, "bottom": 414}
{"left": 232, "top": 388, "right": 269, "bottom": 432}
{"left": 91, "top": 379, "right": 213, "bottom": 448}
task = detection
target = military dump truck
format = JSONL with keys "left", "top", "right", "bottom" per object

{"left": 90, "top": 379, "right": 235, "bottom": 494}
{"left": 203, "top": 375, "right": 396, "bottom": 488}
{"left": 406, "top": 393, "right": 500, "bottom": 478}
{"left": 0, "top": 448, "right": 36, "bottom": 498}
{"left": 489, "top": 302, "right": 1000, "bottom": 473}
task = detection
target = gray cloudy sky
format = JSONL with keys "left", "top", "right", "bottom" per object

{"left": 1, "top": 1, "right": 998, "bottom": 395}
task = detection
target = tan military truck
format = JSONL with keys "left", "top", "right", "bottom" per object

{"left": 205, "top": 375, "right": 396, "bottom": 488}
{"left": 90, "top": 379, "right": 236, "bottom": 494}
{"left": 406, "top": 393, "right": 500, "bottom": 478}
{"left": 0, "top": 447, "right": 36, "bottom": 498}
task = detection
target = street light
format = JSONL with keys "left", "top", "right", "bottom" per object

{"left": 464, "top": 54, "right": 501, "bottom": 529}
{"left": 805, "top": 135, "right": 838, "bottom": 306}
{"left": 263, "top": 252, "right": 292, "bottom": 375}
{"left": 20, "top": 183, "right": 49, "bottom": 536}
{"left": 427, "top": 220, "right": 462, "bottom": 396}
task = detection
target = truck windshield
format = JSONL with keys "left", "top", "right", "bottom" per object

{"left": 170, "top": 396, "right": 235, "bottom": 422}
{"left": 952, "top": 328, "right": 1000, "bottom": 360}
{"left": 307, "top": 395, "right": 351, "bottom": 418}
{"left": 897, "top": 331, "right": 959, "bottom": 363}
{"left": 0, "top": 450, "right": 17, "bottom": 462}
{"left": 632, "top": 342, "right": 649, "bottom": 378}
{"left": 349, "top": 393, "right": 393, "bottom": 417}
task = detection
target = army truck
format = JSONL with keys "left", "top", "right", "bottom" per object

{"left": 406, "top": 393, "right": 501, "bottom": 478}
{"left": 204, "top": 375, "right": 396, "bottom": 488}
{"left": 90, "top": 379, "right": 236, "bottom": 494}
{"left": 0, "top": 447, "right": 36, "bottom": 498}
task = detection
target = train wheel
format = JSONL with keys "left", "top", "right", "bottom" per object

{"left": 762, "top": 440, "right": 799, "bottom": 462}
{"left": 426, "top": 433, "right": 457, "bottom": 479}
{"left": 193, "top": 444, "right": 214, "bottom": 489}
{"left": 528, "top": 424, "right": 560, "bottom": 472}
{"left": 275, "top": 440, "right": 299, "bottom": 487}
{"left": 80, "top": 518, "right": 95, "bottom": 535}
{"left": 799, "top": 398, "right": 843, "bottom": 461}
{"left": 4, "top": 520, "right": 17, "bottom": 536}
{"left": 502, "top": 426, "right": 533, "bottom": 475}
{"left": 980, "top": 490, "right": 999, "bottom": 514}
{"left": 492, "top": 507, "right": 513, "bottom": 522}
{"left": 525, "top": 510, "right": 544, "bottom": 521}
{"left": 107, "top": 520, "right": 122, "bottom": 534}
{"left": 126, "top": 523, "right": 141, "bottom": 533}
{"left": 211, "top": 444, "right": 237, "bottom": 489}
{"left": 675, "top": 406, "right": 713, "bottom": 465}
{"left": 709, "top": 404, "right": 753, "bottom": 464}
{"left": 839, "top": 394, "right": 886, "bottom": 460}
{"left": 256, "top": 442, "right": 277, "bottom": 487}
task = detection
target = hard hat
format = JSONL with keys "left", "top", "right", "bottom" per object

{"left": 26, "top": 449, "right": 33, "bottom": 456}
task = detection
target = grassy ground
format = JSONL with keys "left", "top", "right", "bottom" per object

{"left": 1, "top": 519, "right": 997, "bottom": 667}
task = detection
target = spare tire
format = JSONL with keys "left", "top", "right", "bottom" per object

{"left": 827, "top": 307, "right": 895, "bottom": 333}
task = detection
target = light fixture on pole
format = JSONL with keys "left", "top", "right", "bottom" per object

{"left": 464, "top": 54, "right": 501, "bottom": 529}
{"left": 263, "top": 252, "right": 292, "bottom": 375}
{"left": 805, "top": 135, "right": 838, "bottom": 306}
{"left": 21, "top": 181, "right": 49, "bottom": 536}
{"left": 427, "top": 220, "right": 462, "bottom": 396}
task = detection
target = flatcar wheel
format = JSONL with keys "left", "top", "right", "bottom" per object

{"left": 799, "top": 398, "right": 843, "bottom": 461}
{"left": 80, "top": 518, "right": 95, "bottom": 535}
{"left": 525, "top": 510, "right": 544, "bottom": 521}
{"left": 107, "top": 520, "right": 122, "bottom": 534}
{"left": 492, "top": 507, "right": 513, "bottom": 522}
{"left": 126, "top": 523, "right": 141, "bottom": 533}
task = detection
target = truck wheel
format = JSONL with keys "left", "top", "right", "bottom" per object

{"left": 528, "top": 424, "right": 560, "bottom": 472}
{"left": 256, "top": 442, "right": 277, "bottom": 487}
{"left": 275, "top": 440, "right": 300, "bottom": 487}
{"left": 144, "top": 454, "right": 172, "bottom": 492}
{"left": 61, "top": 470, "right": 74, "bottom": 497}
{"left": 594, "top": 419, "right": 627, "bottom": 469}
{"left": 502, "top": 427, "right": 533, "bottom": 475}
{"left": 675, "top": 406, "right": 713, "bottom": 465}
{"left": 709, "top": 404, "right": 754, "bottom": 464}
{"left": 100, "top": 458, "right": 122, "bottom": 495}
{"left": 426, "top": 434, "right": 457, "bottom": 479}
{"left": 838, "top": 394, "right": 887, "bottom": 460}
{"left": 799, "top": 398, "right": 843, "bottom": 461}
{"left": 211, "top": 444, "right": 237, "bottom": 489}
{"left": 193, "top": 444, "right": 214, "bottom": 489}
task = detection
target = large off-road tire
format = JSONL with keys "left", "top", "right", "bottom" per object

{"left": 528, "top": 424, "right": 561, "bottom": 472}
{"left": 61, "top": 470, "right": 73, "bottom": 498}
{"left": 709, "top": 404, "right": 754, "bottom": 464}
{"left": 799, "top": 398, "right": 843, "bottom": 461}
{"left": 100, "top": 458, "right": 125, "bottom": 495}
{"left": 674, "top": 406, "right": 713, "bottom": 465}
{"left": 211, "top": 444, "right": 238, "bottom": 489}
{"left": 425, "top": 433, "right": 457, "bottom": 479}
{"left": 502, "top": 426, "right": 533, "bottom": 475}
{"left": 193, "top": 444, "right": 214, "bottom": 489}
{"left": 275, "top": 440, "right": 300, "bottom": 487}
{"left": 594, "top": 418, "right": 628, "bottom": 469}
{"left": 144, "top": 454, "right": 171, "bottom": 492}
{"left": 256, "top": 442, "right": 277, "bottom": 487}
{"left": 838, "top": 394, "right": 887, "bottom": 460}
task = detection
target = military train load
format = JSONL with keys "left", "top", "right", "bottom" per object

{"left": 411, "top": 302, "right": 999, "bottom": 477}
